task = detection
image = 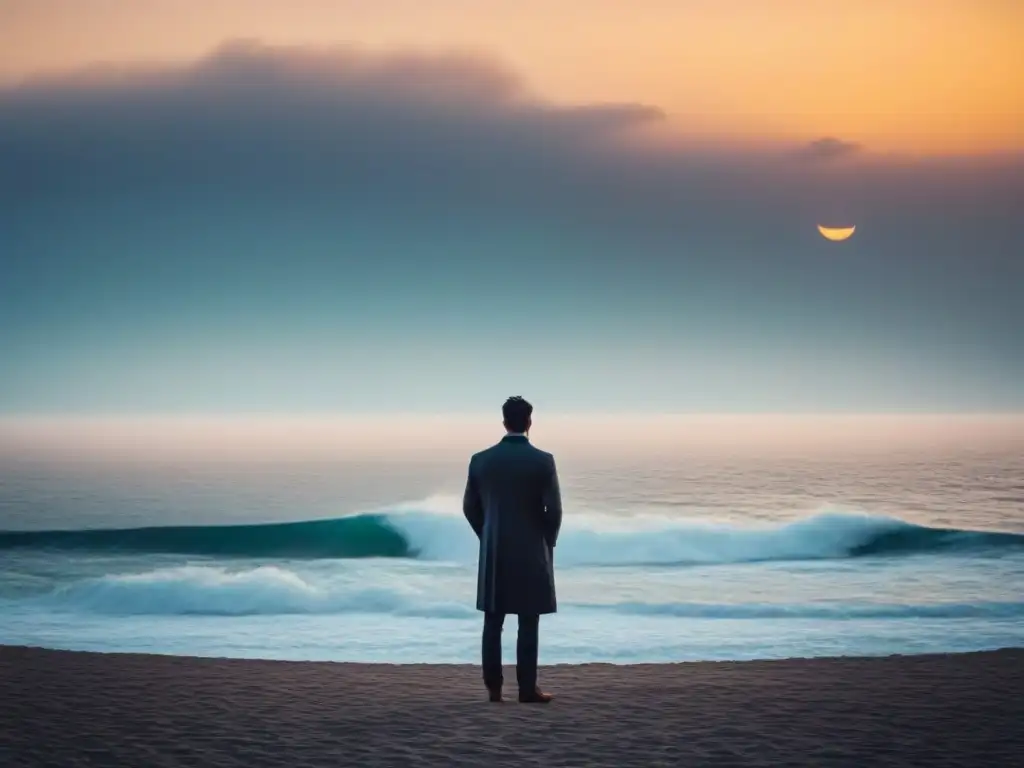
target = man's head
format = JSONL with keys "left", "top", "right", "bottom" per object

{"left": 502, "top": 396, "right": 533, "bottom": 435}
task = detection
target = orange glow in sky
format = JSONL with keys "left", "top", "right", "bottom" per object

{"left": 2, "top": 0, "right": 1022, "bottom": 155}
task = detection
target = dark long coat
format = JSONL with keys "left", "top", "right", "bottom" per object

{"left": 462, "top": 435, "right": 563, "bottom": 616}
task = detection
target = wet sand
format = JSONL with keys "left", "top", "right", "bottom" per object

{"left": 2, "top": 645, "right": 1021, "bottom": 767}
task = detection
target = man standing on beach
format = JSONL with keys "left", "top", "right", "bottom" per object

{"left": 462, "top": 396, "right": 563, "bottom": 703}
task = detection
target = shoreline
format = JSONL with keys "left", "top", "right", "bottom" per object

{"left": 4, "top": 645, "right": 1022, "bottom": 767}
{"left": 2, "top": 642, "right": 1022, "bottom": 666}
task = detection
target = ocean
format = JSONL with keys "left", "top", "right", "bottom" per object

{"left": 1, "top": 415, "right": 1022, "bottom": 664}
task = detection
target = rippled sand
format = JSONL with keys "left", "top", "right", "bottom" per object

{"left": 3, "top": 646, "right": 1021, "bottom": 767}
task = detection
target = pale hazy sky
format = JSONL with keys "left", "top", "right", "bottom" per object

{"left": 1, "top": 2, "right": 1021, "bottom": 413}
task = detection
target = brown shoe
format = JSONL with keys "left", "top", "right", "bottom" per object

{"left": 487, "top": 686, "right": 504, "bottom": 703}
{"left": 518, "top": 688, "right": 554, "bottom": 703}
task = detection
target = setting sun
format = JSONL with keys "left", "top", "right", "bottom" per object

{"left": 817, "top": 225, "right": 857, "bottom": 242}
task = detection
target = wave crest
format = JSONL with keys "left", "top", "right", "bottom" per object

{"left": 1, "top": 505, "right": 1021, "bottom": 565}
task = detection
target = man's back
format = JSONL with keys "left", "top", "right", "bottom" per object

{"left": 464, "top": 434, "right": 562, "bottom": 616}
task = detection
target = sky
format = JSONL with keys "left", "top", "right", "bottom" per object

{"left": 4, "top": 0, "right": 1023, "bottom": 154}
{"left": 1, "top": 1, "right": 1021, "bottom": 413}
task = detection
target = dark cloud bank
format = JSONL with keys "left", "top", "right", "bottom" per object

{"left": 1, "top": 41, "right": 1021, "bottom": 411}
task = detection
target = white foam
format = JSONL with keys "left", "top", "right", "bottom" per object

{"left": 36, "top": 563, "right": 1023, "bottom": 622}
{"left": 49, "top": 565, "right": 475, "bottom": 618}
{"left": 591, "top": 600, "right": 1024, "bottom": 620}
{"left": 381, "top": 502, "right": 912, "bottom": 566}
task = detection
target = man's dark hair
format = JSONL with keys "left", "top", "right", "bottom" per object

{"left": 502, "top": 396, "right": 533, "bottom": 433}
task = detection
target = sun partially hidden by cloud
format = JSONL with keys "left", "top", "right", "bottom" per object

{"left": 817, "top": 224, "right": 857, "bottom": 242}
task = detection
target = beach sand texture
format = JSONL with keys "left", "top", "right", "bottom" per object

{"left": 3, "top": 646, "right": 1022, "bottom": 767}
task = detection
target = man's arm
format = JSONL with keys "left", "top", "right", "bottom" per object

{"left": 462, "top": 458, "right": 484, "bottom": 538}
{"left": 542, "top": 454, "right": 563, "bottom": 547}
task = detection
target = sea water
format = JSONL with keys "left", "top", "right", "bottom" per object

{"left": 1, "top": 415, "right": 1022, "bottom": 663}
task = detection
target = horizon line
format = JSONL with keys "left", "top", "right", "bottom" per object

{"left": 2, "top": 412, "right": 1022, "bottom": 421}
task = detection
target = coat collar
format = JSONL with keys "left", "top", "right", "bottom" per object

{"left": 501, "top": 434, "right": 529, "bottom": 443}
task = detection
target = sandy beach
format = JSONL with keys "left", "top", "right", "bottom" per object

{"left": 2, "top": 646, "right": 1021, "bottom": 767}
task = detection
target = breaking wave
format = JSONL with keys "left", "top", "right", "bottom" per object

{"left": 1, "top": 505, "right": 1021, "bottom": 566}
{"left": 25, "top": 564, "right": 1024, "bottom": 620}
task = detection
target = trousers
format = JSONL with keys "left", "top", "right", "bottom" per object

{"left": 481, "top": 611, "right": 539, "bottom": 693}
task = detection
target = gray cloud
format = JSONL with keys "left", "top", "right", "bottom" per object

{"left": 2, "top": 41, "right": 662, "bottom": 210}
{"left": 2, "top": 40, "right": 1018, "bottom": 231}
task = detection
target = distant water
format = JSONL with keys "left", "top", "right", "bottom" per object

{"left": 1, "top": 415, "right": 1022, "bottom": 663}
